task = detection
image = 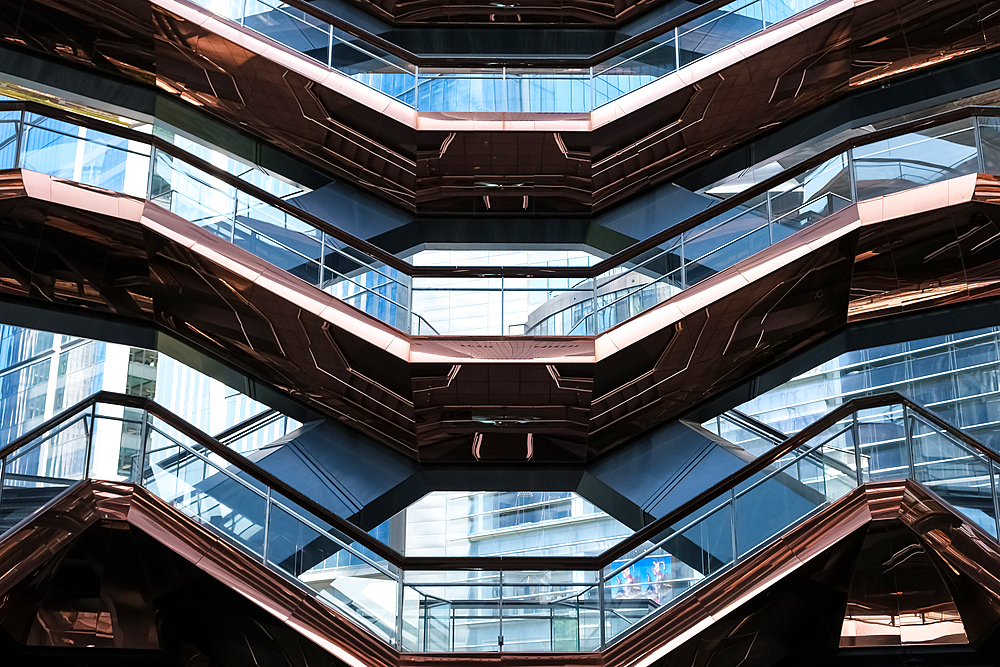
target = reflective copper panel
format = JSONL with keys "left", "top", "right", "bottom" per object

{"left": 0, "top": 480, "right": 398, "bottom": 666}
{"left": 1, "top": 478, "right": 995, "bottom": 666}
{"left": 4, "top": 171, "right": 1000, "bottom": 459}
{"left": 0, "top": 0, "right": 998, "bottom": 213}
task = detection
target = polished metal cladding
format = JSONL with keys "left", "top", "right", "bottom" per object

{"left": 6, "top": 170, "right": 1000, "bottom": 459}
{"left": 0, "top": 478, "right": 996, "bottom": 665}
{"left": 0, "top": 480, "right": 397, "bottom": 665}
{"left": 0, "top": 0, "right": 999, "bottom": 212}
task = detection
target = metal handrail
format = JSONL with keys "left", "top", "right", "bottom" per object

{"left": 6, "top": 101, "right": 999, "bottom": 285}
{"left": 3, "top": 389, "right": 996, "bottom": 573}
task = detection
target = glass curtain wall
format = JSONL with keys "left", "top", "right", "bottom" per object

{"left": 709, "top": 326, "right": 1000, "bottom": 456}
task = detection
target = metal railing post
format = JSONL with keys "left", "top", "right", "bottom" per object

{"left": 674, "top": 27, "right": 680, "bottom": 71}
{"left": 679, "top": 236, "right": 687, "bottom": 289}
{"left": 847, "top": 148, "right": 858, "bottom": 203}
{"left": 136, "top": 410, "right": 150, "bottom": 485}
{"left": 84, "top": 403, "right": 96, "bottom": 479}
{"left": 597, "top": 573, "right": 606, "bottom": 649}
{"left": 498, "top": 568, "right": 504, "bottom": 651}
{"left": 589, "top": 66, "right": 595, "bottom": 111}
{"left": 990, "top": 461, "right": 1000, "bottom": 539}
{"left": 396, "top": 570, "right": 405, "bottom": 649}
{"left": 0, "top": 456, "right": 6, "bottom": 510}
{"left": 327, "top": 25, "right": 334, "bottom": 69}
{"left": 902, "top": 405, "right": 917, "bottom": 481}
{"left": 975, "top": 116, "right": 985, "bottom": 173}
{"left": 729, "top": 488, "right": 739, "bottom": 564}
{"left": 851, "top": 412, "right": 863, "bottom": 486}
{"left": 413, "top": 65, "right": 419, "bottom": 109}
{"left": 262, "top": 485, "right": 271, "bottom": 564}
{"left": 13, "top": 109, "right": 24, "bottom": 169}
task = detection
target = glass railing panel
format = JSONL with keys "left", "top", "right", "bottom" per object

{"left": 243, "top": 0, "right": 331, "bottom": 65}
{"left": 503, "top": 71, "right": 591, "bottom": 113}
{"left": 603, "top": 497, "right": 733, "bottom": 643}
{"left": 684, "top": 221, "right": 769, "bottom": 287}
{"left": 588, "top": 270, "right": 682, "bottom": 335}
{"left": 499, "top": 571, "right": 600, "bottom": 652}
{"left": 20, "top": 113, "right": 150, "bottom": 197}
{"left": 89, "top": 404, "right": 148, "bottom": 482}
{"left": 977, "top": 116, "right": 1000, "bottom": 174}
{"left": 404, "top": 571, "right": 502, "bottom": 652}
{"left": 234, "top": 219, "right": 323, "bottom": 286}
{"left": 266, "top": 499, "right": 399, "bottom": 642}
{"left": 416, "top": 71, "right": 505, "bottom": 113}
{"left": 0, "top": 113, "right": 20, "bottom": 169}
{"left": 855, "top": 404, "right": 909, "bottom": 482}
{"left": 908, "top": 412, "right": 998, "bottom": 538}
{"left": 222, "top": 413, "right": 298, "bottom": 455}
{"left": 678, "top": 0, "right": 765, "bottom": 66}
{"left": 852, "top": 118, "right": 979, "bottom": 200}
{"left": 768, "top": 152, "right": 852, "bottom": 237}
{"left": 150, "top": 150, "right": 237, "bottom": 240}
{"left": 411, "top": 280, "right": 504, "bottom": 335}
{"left": 733, "top": 424, "right": 857, "bottom": 556}
{"left": 592, "top": 35, "right": 677, "bottom": 109}
{"left": 0, "top": 411, "right": 91, "bottom": 533}
{"left": 714, "top": 415, "right": 780, "bottom": 457}
{"left": 681, "top": 195, "right": 768, "bottom": 262}
{"left": 187, "top": 0, "right": 245, "bottom": 20}
{"left": 141, "top": 425, "right": 268, "bottom": 557}
{"left": 331, "top": 28, "right": 417, "bottom": 105}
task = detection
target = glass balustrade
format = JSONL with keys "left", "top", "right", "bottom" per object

{"left": 0, "top": 104, "right": 994, "bottom": 336}
{"left": 185, "top": 0, "right": 824, "bottom": 113}
{"left": 0, "top": 393, "right": 996, "bottom": 652}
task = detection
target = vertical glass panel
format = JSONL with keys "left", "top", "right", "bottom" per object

{"left": 909, "top": 413, "right": 998, "bottom": 538}
{"left": 243, "top": 0, "right": 330, "bottom": 64}
{"left": 151, "top": 151, "right": 235, "bottom": 240}
{"left": 331, "top": 28, "right": 417, "bottom": 104}
{"left": 603, "top": 498, "right": 733, "bottom": 643}
{"left": 20, "top": 114, "right": 150, "bottom": 196}
{"left": 978, "top": 116, "right": 1000, "bottom": 174}
{"left": 716, "top": 414, "right": 781, "bottom": 458}
{"left": 856, "top": 405, "right": 909, "bottom": 482}
{"left": 592, "top": 34, "right": 677, "bottom": 108}
{"left": 769, "top": 153, "right": 852, "bottom": 236}
{"left": 411, "top": 283, "right": 503, "bottom": 335}
{"left": 416, "top": 71, "right": 505, "bottom": 112}
{"left": 405, "top": 584, "right": 451, "bottom": 651}
{"left": 0, "top": 119, "right": 19, "bottom": 169}
{"left": 684, "top": 220, "right": 769, "bottom": 286}
{"left": 141, "top": 428, "right": 266, "bottom": 557}
{"left": 679, "top": 0, "right": 763, "bottom": 66}
{"left": 504, "top": 71, "right": 589, "bottom": 113}
{"left": 499, "top": 571, "right": 598, "bottom": 652}
{"left": 0, "top": 412, "right": 90, "bottom": 534}
{"left": 852, "top": 119, "right": 978, "bottom": 200}
{"left": 267, "top": 501, "right": 398, "bottom": 643}
{"left": 734, "top": 424, "right": 857, "bottom": 555}
{"left": 405, "top": 572, "right": 501, "bottom": 652}
{"left": 89, "top": 406, "right": 144, "bottom": 482}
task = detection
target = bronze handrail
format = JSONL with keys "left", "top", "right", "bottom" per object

{"left": 1, "top": 390, "right": 995, "bottom": 571}
{"left": 6, "top": 101, "right": 998, "bottom": 282}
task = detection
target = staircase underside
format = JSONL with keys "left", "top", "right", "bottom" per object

{"left": 0, "top": 478, "right": 997, "bottom": 667}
